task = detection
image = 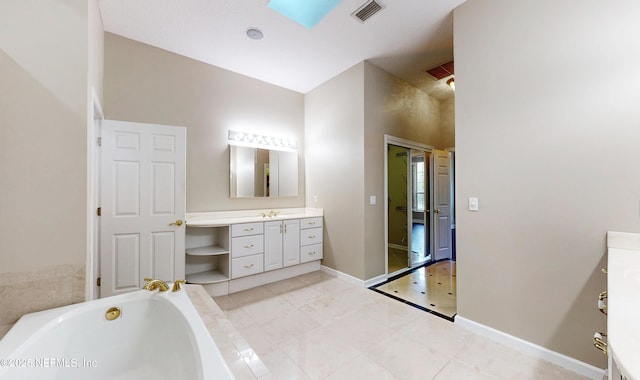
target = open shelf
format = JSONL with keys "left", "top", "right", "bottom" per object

{"left": 186, "top": 269, "right": 229, "bottom": 284}
{"left": 186, "top": 245, "right": 229, "bottom": 256}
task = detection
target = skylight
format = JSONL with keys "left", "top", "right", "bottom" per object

{"left": 267, "top": 0, "right": 342, "bottom": 29}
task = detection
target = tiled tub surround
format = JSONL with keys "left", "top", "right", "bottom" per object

{"left": 0, "top": 264, "right": 85, "bottom": 339}
{"left": 211, "top": 271, "right": 590, "bottom": 380}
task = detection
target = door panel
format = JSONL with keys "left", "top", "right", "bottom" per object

{"left": 100, "top": 120, "right": 186, "bottom": 298}
{"left": 264, "top": 221, "right": 284, "bottom": 271}
{"left": 433, "top": 150, "right": 452, "bottom": 261}
{"left": 283, "top": 220, "right": 300, "bottom": 267}
{"left": 113, "top": 233, "right": 140, "bottom": 290}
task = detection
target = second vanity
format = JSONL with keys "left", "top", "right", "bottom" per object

{"left": 184, "top": 208, "right": 323, "bottom": 296}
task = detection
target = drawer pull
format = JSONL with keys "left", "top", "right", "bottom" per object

{"left": 308, "top": 221, "right": 316, "bottom": 225}
{"left": 244, "top": 264, "right": 254, "bottom": 269}
{"left": 593, "top": 332, "right": 607, "bottom": 355}
{"left": 244, "top": 244, "right": 254, "bottom": 248}
{"left": 244, "top": 227, "right": 254, "bottom": 231}
{"left": 308, "top": 251, "right": 316, "bottom": 255}
{"left": 598, "top": 291, "right": 607, "bottom": 315}
{"left": 308, "top": 235, "right": 316, "bottom": 239}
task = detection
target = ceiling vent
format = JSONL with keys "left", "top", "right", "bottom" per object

{"left": 352, "top": 0, "right": 383, "bottom": 23}
{"left": 425, "top": 61, "right": 454, "bottom": 80}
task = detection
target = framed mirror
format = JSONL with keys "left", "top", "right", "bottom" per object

{"left": 230, "top": 145, "right": 298, "bottom": 198}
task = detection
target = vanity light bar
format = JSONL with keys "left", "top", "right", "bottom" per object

{"left": 228, "top": 130, "right": 298, "bottom": 151}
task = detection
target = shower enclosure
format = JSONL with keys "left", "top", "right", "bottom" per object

{"left": 386, "top": 142, "right": 432, "bottom": 275}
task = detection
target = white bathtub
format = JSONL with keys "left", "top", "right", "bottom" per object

{"left": 0, "top": 287, "right": 234, "bottom": 380}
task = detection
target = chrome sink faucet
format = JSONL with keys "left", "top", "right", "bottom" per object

{"left": 268, "top": 210, "right": 280, "bottom": 217}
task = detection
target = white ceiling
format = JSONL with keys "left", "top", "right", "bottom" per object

{"left": 98, "top": 0, "right": 464, "bottom": 97}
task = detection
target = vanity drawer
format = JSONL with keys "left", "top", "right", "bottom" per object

{"left": 231, "top": 235, "right": 264, "bottom": 258}
{"left": 231, "top": 222, "right": 264, "bottom": 237}
{"left": 232, "top": 254, "right": 264, "bottom": 279}
{"left": 300, "top": 217, "right": 323, "bottom": 229}
{"left": 300, "top": 227, "right": 323, "bottom": 246}
{"left": 300, "top": 243, "right": 323, "bottom": 263}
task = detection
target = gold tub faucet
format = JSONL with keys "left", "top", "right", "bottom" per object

{"left": 143, "top": 278, "right": 170, "bottom": 292}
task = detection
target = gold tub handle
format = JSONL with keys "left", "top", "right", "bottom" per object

{"left": 598, "top": 291, "right": 607, "bottom": 315}
{"left": 593, "top": 332, "right": 607, "bottom": 355}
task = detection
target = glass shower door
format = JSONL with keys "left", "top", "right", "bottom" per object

{"left": 387, "top": 145, "right": 410, "bottom": 274}
{"left": 410, "top": 150, "right": 430, "bottom": 267}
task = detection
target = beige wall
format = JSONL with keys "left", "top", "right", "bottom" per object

{"left": 0, "top": 0, "right": 95, "bottom": 332}
{"left": 305, "top": 63, "right": 366, "bottom": 279}
{"left": 306, "top": 61, "right": 452, "bottom": 280}
{"left": 103, "top": 33, "right": 305, "bottom": 213}
{"left": 363, "top": 62, "right": 451, "bottom": 279}
{"left": 455, "top": 0, "right": 640, "bottom": 367}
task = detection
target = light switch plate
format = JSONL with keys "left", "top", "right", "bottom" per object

{"left": 469, "top": 197, "right": 479, "bottom": 211}
{"left": 370, "top": 195, "right": 377, "bottom": 205}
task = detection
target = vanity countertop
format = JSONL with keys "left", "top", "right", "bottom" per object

{"left": 186, "top": 207, "right": 323, "bottom": 227}
{"left": 607, "top": 231, "right": 640, "bottom": 380}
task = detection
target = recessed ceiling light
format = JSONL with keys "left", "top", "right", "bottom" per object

{"left": 246, "top": 28, "right": 264, "bottom": 40}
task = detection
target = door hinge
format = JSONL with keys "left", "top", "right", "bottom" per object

{"left": 97, "top": 137, "right": 102, "bottom": 147}
{"left": 96, "top": 207, "right": 101, "bottom": 216}
{"left": 96, "top": 277, "right": 101, "bottom": 287}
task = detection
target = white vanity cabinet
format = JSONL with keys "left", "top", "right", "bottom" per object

{"left": 300, "top": 217, "right": 323, "bottom": 263}
{"left": 185, "top": 226, "right": 230, "bottom": 284}
{"left": 186, "top": 208, "right": 323, "bottom": 296}
{"left": 231, "top": 222, "right": 264, "bottom": 279}
{"left": 265, "top": 219, "right": 301, "bottom": 271}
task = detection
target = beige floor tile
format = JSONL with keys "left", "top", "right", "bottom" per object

{"left": 258, "top": 349, "right": 310, "bottom": 380}
{"left": 539, "top": 362, "right": 591, "bottom": 380}
{"left": 364, "top": 335, "right": 452, "bottom": 380}
{"left": 280, "top": 329, "right": 362, "bottom": 380}
{"left": 433, "top": 359, "right": 498, "bottom": 380}
{"left": 298, "top": 294, "right": 357, "bottom": 326}
{"left": 455, "top": 334, "right": 548, "bottom": 379}
{"left": 228, "top": 286, "right": 275, "bottom": 308}
{"left": 207, "top": 270, "right": 588, "bottom": 380}
{"left": 280, "top": 285, "right": 325, "bottom": 307}
{"left": 324, "top": 354, "right": 400, "bottom": 380}
{"left": 240, "top": 295, "right": 298, "bottom": 324}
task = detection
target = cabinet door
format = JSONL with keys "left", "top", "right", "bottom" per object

{"left": 264, "top": 221, "right": 283, "bottom": 271}
{"left": 283, "top": 220, "right": 300, "bottom": 267}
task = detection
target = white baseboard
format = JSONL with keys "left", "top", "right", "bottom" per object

{"left": 321, "top": 265, "right": 365, "bottom": 286}
{"left": 364, "top": 274, "right": 387, "bottom": 287}
{"left": 455, "top": 316, "right": 606, "bottom": 380}
{"left": 321, "top": 266, "right": 388, "bottom": 288}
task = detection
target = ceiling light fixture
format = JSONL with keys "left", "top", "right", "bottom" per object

{"left": 228, "top": 130, "right": 298, "bottom": 152}
{"left": 246, "top": 28, "right": 264, "bottom": 40}
{"left": 447, "top": 77, "right": 455, "bottom": 91}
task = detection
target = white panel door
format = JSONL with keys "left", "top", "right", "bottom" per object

{"left": 283, "top": 219, "right": 300, "bottom": 267}
{"left": 433, "top": 150, "right": 452, "bottom": 261}
{"left": 100, "top": 120, "right": 186, "bottom": 298}
{"left": 264, "top": 221, "right": 283, "bottom": 271}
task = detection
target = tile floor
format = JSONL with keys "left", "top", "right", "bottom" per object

{"left": 213, "top": 271, "right": 589, "bottom": 380}
{"left": 374, "top": 260, "right": 457, "bottom": 319}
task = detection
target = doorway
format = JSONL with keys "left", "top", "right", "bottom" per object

{"left": 385, "top": 136, "right": 436, "bottom": 276}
